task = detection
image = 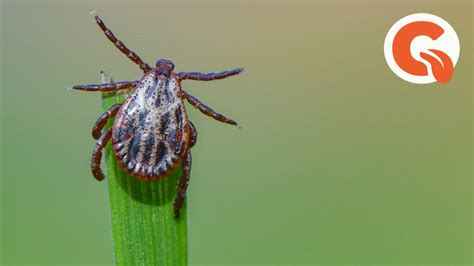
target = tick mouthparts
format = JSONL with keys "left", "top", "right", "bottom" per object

{"left": 89, "top": 9, "right": 96, "bottom": 16}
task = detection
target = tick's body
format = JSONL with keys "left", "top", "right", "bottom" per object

{"left": 113, "top": 72, "right": 190, "bottom": 180}
{"left": 73, "top": 14, "right": 243, "bottom": 218}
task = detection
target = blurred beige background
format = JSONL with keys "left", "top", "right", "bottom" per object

{"left": 1, "top": 0, "right": 472, "bottom": 264}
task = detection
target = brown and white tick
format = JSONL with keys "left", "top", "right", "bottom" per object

{"left": 72, "top": 13, "right": 243, "bottom": 218}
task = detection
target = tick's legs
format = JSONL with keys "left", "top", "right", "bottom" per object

{"left": 174, "top": 149, "right": 192, "bottom": 219}
{"left": 91, "top": 128, "right": 112, "bottom": 181}
{"left": 188, "top": 121, "right": 197, "bottom": 148}
{"left": 73, "top": 80, "right": 138, "bottom": 92}
{"left": 92, "top": 14, "right": 151, "bottom": 72}
{"left": 92, "top": 104, "right": 121, "bottom": 139}
{"left": 183, "top": 91, "right": 238, "bottom": 126}
{"left": 174, "top": 123, "right": 197, "bottom": 218}
{"left": 177, "top": 68, "right": 244, "bottom": 81}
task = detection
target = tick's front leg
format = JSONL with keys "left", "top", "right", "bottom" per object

{"left": 177, "top": 68, "right": 244, "bottom": 81}
{"left": 92, "top": 13, "right": 152, "bottom": 72}
{"left": 91, "top": 129, "right": 112, "bottom": 181}
{"left": 73, "top": 80, "right": 138, "bottom": 92}
{"left": 183, "top": 91, "right": 238, "bottom": 126}
{"left": 174, "top": 149, "right": 192, "bottom": 219}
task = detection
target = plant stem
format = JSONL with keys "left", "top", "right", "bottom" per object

{"left": 100, "top": 72, "right": 187, "bottom": 265}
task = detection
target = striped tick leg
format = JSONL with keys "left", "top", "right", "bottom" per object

{"left": 188, "top": 121, "right": 197, "bottom": 148}
{"left": 91, "top": 129, "right": 112, "bottom": 181}
{"left": 174, "top": 123, "right": 197, "bottom": 219}
{"left": 92, "top": 14, "right": 151, "bottom": 72}
{"left": 73, "top": 80, "right": 137, "bottom": 92}
{"left": 183, "top": 91, "right": 238, "bottom": 126}
{"left": 92, "top": 104, "right": 121, "bottom": 139}
{"left": 177, "top": 68, "right": 244, "bottom": 81}
{"left": 173, "top": 150, "right": 192, "bottom": 219}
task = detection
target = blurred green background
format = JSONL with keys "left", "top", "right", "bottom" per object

{"left": 1, "top": 0, "right": 472, "bottom": 265}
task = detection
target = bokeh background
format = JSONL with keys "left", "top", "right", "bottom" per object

{"left": 1, "top": 0, "right": 472, "bottom": 265}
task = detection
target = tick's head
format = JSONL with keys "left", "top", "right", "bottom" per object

{"left": 155, "top": 59, "right": 175, "bottom": 77}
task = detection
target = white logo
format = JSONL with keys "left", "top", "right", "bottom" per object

{"left": 384, "top": 13, "right": 460, "bottom": 84}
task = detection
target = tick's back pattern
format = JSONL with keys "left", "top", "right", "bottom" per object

{"left": 72, "top": 13, "right": 243, "bottom": 218}
{"left": 112, "top": 72, "right": 190, "bottom": 180}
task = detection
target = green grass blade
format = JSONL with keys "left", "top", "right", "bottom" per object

{"left": 100, "top": 72, "right": 187, "bottom": 265}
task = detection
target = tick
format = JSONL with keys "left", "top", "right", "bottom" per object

{"left": 72, "top": 13, "right": 243, "bottom": 218}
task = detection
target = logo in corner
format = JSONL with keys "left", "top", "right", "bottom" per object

{"left": 384, "top": 13, "right": 460, "bottom": 84}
